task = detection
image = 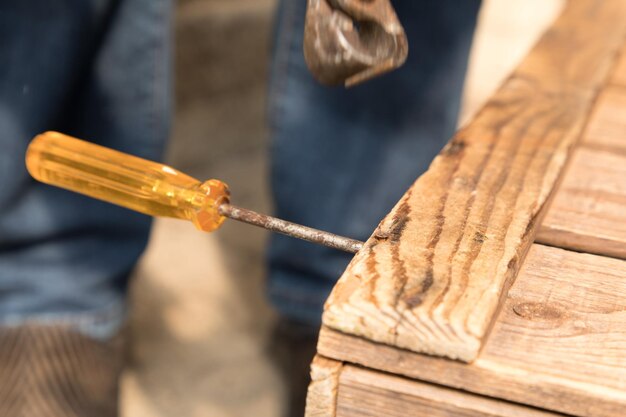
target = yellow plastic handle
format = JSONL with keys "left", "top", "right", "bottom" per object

{"left": 25, "top": 131, "right": 230, "bottom": 232}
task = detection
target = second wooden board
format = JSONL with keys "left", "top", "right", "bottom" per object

{"left": 319, "top": 244, "right": 626, "bottom": 417}
{"left": 537, "top": 147, "right": 626, "bottom": 259}
{"left": 337, "top": 365, "right": 564, "bottom": 417}
{"left": 583, "top": 86, "right": 626, "bottom": 153}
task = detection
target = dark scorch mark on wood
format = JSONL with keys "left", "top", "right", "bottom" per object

{"left": 403, "top": 136, "right": 473, "bottom": 311}
{"left": 442, "top": 140, "right": 467, "bottom": 157}
{"left": 389, "top": 198, "right": 411, "bottom": 307}
{"left": 366, "top": 241, "right": 381, "bottom": 308}
{"left": 403, "top": 270, "right": 435, "bottom": 309}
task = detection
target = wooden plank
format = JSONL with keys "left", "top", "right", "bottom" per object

{"left": 337, "top": 365, "right": 564, "bottom": 417}
{"left": 537, "top": 148, "right": 626, "bottom": 259}
{"left": 582, "top": 86, "right": 626, "bottom": 153}
{"left": 319, "top": 244, "right": 626, "bottom": 417}
{"left": 305, "top": 356, "right": 343, "bottom": 417}
{"left": 323, "top": 0, "right": 626, "bottom": 362}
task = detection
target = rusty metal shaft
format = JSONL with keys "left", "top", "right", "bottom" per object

{"left": 219, "top": 203, "right": 364, "bottom": 254}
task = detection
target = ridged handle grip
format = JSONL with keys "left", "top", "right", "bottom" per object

{"left": 26, "top": 131, "right": 229, "bottom": 232}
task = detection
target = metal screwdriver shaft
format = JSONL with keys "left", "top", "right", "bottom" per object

{"left": 219, "top": 204, "right": 364, "bottom": 254}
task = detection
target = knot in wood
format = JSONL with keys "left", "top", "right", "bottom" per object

{"left": 512, "top": 302, "right": 566, "bottom": 322}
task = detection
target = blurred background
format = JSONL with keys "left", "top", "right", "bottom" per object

{"left": 121, "top": 0, "right": 563, "bottom": 416}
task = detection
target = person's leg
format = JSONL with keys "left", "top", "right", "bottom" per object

{"left": 0, "top": 0, "right": 171, "bottom": 414}
{"left": 268, "top": 0, "right": 482, "bottom": 326}
{"left": 268, "top": 0, "right": 481, "bottom": 415}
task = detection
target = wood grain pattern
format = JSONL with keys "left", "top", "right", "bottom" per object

{"left": 582, "top": 86, "right": 626, "bottom": 153}
{"left": 305, "top": 356, "right": 342, "bottom": 417}
{"left": 336, "top": 365, "right": 564, "bottom": 417}
{"left": 537, "top": 148, "right": 626, "bottom": 259}
{"left": 319, "top": 244, "right": 626, "bottom": 417}
{"left": 323, "top": 0, "right": 626, "bottom": 362}
{"left": 613, "top": 45, "right": 626, "bottom": 86}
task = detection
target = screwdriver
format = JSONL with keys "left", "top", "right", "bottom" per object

{"left": 25, "top": 132, "right": 364, "bottom": 254}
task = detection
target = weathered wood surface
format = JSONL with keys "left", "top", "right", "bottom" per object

{"left": 538, "top": 83, "right": 626, "bottom": 258}
{"left": 582, "top": 86, "right": 626, "bottom": 153}
{"left": 305, "top": 356, "right": 342, "bottom": 417}
{"left": 322, "top": 0, "right": 626, "bottom": 362}
{"left": 336, "top": 365, "right": 564, "bottom": 417}
{"left": 537, "top": 148, "right": 626, "bottom": 259}
{"left": 319, "top": 244, "right": 626, "bottom": 417}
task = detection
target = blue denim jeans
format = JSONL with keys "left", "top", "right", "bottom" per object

{"left": 268, "top": 0, "right": 481, "bottom": 325}
{"left": 0, "top": 0, "right": 480, "bottom": 338}
{"left": 0, "top": 0, "right": 171, "bottom": 339}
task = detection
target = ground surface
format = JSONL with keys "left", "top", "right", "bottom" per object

{"left": 121, "top": 1, "right": 563, "bottom": 416}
